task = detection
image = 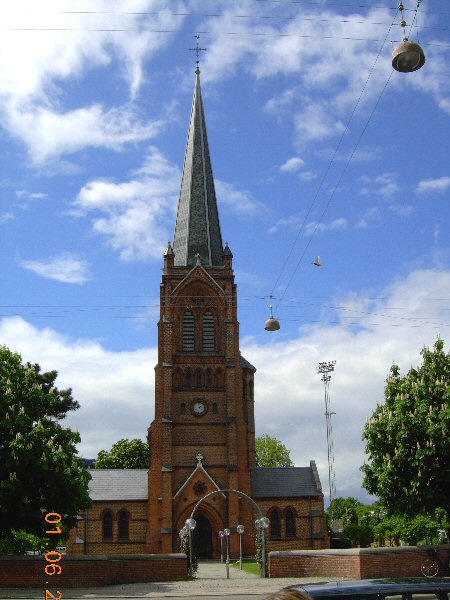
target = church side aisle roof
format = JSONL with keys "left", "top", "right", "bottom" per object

{"left": 251, "top": 466, "right": 320, "bottom": 498}
{"left": 88, "top": 469, "right": 148, "bottom": 501}
{"left": 173, "top": 68, "right": 224, "bottom": 268}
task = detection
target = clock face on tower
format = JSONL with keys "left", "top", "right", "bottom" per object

{"left": 193, "top": 401, "right": 206, "bottom": 415}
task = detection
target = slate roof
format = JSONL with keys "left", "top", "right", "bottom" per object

{"left": 240, "top": 353, "right": 256, "bottom": 371}
{"left": 173, "top": 68, "right": 224, "bottom": 268}
{"left": 88, "top": 469, "right": 148, "bottom": 501}
{"left": 251, "top": 463, "right": 322, "bottom": 498}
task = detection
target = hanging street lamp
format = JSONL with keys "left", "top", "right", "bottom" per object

{"left": 264, "top": 295, "right": 280, "bottom": 331}
{"left": 392, "top": 2, "right": 425, "bottom": 73}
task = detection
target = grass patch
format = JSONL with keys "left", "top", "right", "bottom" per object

{"left": 230, "top": 559, "right": 261, "bottom": 575}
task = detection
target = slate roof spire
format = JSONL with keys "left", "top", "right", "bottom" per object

{"left": 173, "top": 67, "right": 224, "bottom": 267}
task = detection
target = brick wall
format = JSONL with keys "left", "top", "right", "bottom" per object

{"left": 0, "top": 554, "right": 187, "bottom": 588}
{"left": 269, "top": 545, "right": 450, "bottom": 579}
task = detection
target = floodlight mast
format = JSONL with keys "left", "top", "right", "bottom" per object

{"left": 317, "top": 360, "right": 337, "bottom": 520}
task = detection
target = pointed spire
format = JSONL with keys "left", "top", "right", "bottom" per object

{"left": 173, "top": 69, "right": 224, "bottom": 267}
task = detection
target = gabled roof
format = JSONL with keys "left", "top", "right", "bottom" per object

{"left": 171, "top": 260, "right": 224, "bottom": 296}
{"left": 173, "top": 462, "right": 224, "bottom": 500}
{"left": 251, "top": 464, "right": 321, "bottom": 498}
{"left": 88, "top": 469, "right": 148, "bottom": 501}
{"left": 173, "top": 68, "right": 224, "bottom": 268}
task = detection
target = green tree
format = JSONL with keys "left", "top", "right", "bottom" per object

{"left": 362, "top": 339, "right": 450, "bottom": 516}
{"left": 342, "top": 523, "right": 374, "bottom": 548}
{"left": 255, "top": 434, "right": 294, "bottom": 467}
{"left": 0, "top": 345, "right": 91, "bottom": 544}
{"left": 95, "top": 438, "right": 149, "bottom": 468}
{"left": 328, "top": 497, "right": 363, "bottom": 526}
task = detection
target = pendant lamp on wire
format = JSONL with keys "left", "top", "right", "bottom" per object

{"left": 392, "top": 2, "right": 425, "bottom": 73}
{"left": 264, "top": 296, "right": 280, "bottom": 331}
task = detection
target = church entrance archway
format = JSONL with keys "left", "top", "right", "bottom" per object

{"left": 193, "top": 514, "right": 212, "bottom": 558}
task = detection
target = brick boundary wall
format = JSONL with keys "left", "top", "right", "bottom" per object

{"left": 269, "top": 545, "right": 450, "bottom": 579}
{"left": 0, "top": 553, "right": 188, "bottom": 588}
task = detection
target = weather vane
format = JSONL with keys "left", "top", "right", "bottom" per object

{"left": 189, "top": 34, "right": 206, "bottom": 70}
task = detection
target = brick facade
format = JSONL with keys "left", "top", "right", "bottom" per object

{"left": 66, "top": 500, "right": 147, "bottom": 555}
{"left": 146, "top": 249, "right": 257, "bottom": 557}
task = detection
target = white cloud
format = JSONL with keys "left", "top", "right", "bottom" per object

{"left": 73, "top": 146, "right": 180, "bottom": 261}
{"left": 215, "top": 180, "right": 263, "bottom": 216}
{"left": 199, "top": 6, "right": 398, "bottom": 146}
{"left": 0, "top": 0, "right": 185, "bottom": 164}
{"left": 304, "top": 217, "right": 347, "bottom": 236}
{"left": 244, "top": 268, "right": 450, "bottom": 500}
{"left": 279, "top": 157, "right": 305, "bottom": 173}
{"left": 416, "top": 176, "right": 450, "bottom": 194}
{"left": 8, "top": 104, "right": 162, "bottom": 165}
{"left": 1, "top": 267, "right": 449, "bottom": 500}
{"left": 0, "top": 316, "right": 154, "bottom": 457}
{"left": 0, "top": 212, "right": 14, "bottom": 224}
{"left": 359, "top": 173, "right": 399, "bottom": 198}
{"left": 20, "top": 252, "right": 91, "bottom": 284}
{"left": 16, "top": 190, "right": 48, "bottom": 200}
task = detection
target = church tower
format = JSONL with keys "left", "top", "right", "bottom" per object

{"left": 147, "top": 68, "right": 257, "bottom": 557}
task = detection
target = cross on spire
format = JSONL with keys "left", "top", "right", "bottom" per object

{"left": 189, "top": 34, "right": 206, "bottom": 71}
{"left": 196, "top": 452, "right": 204, "bottom": 466}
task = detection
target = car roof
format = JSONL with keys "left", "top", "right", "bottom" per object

{"left": 288, "top": 578, "right": 450, "bottom": 597}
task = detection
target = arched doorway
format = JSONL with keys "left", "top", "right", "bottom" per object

{"left": 193, "top": 514, "right": 212, "bottom": 558}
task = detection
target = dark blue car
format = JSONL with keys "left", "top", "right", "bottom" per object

{"left": 286, "top": 578, "right": 450, "bottom": 600}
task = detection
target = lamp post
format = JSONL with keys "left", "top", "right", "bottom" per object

{"left": 185, "top": 518, "right": 196, "bottom": 577}
{"left": 236, "top": 524, "right": 244, "bottom": 570}
{"left": 255, "top": 517, "right": 269, "bottom": 578}
{"left": 218, "top": 530, "right": 224, "bottom": 563}
{"left": 223, "top": 528, "right": 230, "bottom": 579}
{"left": 179, "top": 526, "right": 187, "bottom": 551}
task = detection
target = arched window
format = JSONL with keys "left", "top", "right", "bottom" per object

{"left": 195, "top": 368, "right": 203, "bottom": 389}
{"left": 184, "top": 368, "right": 192, "bottom": 389}
{"left": 118, "top": 510, "right": 129, "bottom": 540}
{"left": 270, "top": 509, "right": 281, "bottom": 539}
{"left": 102, "top": 511, "right": 113, "bottom": 540}
{"left": 173, "top": 368, "right": 183, "bottom": 389}
{"left": 206, "top": 368, "right": 213, "bottom": 389}
{"left": 215, "top": 368, "right": 224, "bottom": 388}
{"left": 212, "top": 402, "right": 218, "bottom": 414}
{"left": 183, "top": 311, "right": 195, "bottom": 352}
{"left": 180, "top": 402, "right": 186, "bottom": 414}
{"left": 202, "top": 312, "right": 215, "bottom": 352}
{"left": 285, "top": 509, "right": 296, "bottom": 538}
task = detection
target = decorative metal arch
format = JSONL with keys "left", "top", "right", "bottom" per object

{"left": 188, "top": 488, "right": 268, "bottom": 578}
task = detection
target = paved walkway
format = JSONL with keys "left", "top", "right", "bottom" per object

{"left": 1, "top": 560, "right": 330, "bottom": 598}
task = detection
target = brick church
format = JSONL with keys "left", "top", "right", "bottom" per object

{"left": 67, "top": 68, "right": 328, "bottom": 558}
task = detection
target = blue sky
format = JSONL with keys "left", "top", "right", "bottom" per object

{"left": 1, "top": 0, "right": 449, "bottom": 504}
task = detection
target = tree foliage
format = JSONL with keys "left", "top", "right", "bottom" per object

{"left": 328, "top": 497, "right": 362, "bottom": 525}
{"left": 342, "top": 523, "right": 374, "bottom": 548}
{"left": 95, "top": 438, "right": 149, "bottom": 469}
{"left": 362, "top": 339, "right": 450, "bottom": 516}
{"left": 255, "top": 434, "right": 294, "bottom": 467}
{"left": 0, "top": 345, "right": 91, "bottom": 542}
{"left": 372, "top": 511, "right": 448, "bottom": 546}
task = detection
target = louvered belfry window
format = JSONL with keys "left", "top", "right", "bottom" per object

{"left": 183, "top": 311, "right": 195, "bottom": 352}
{"left": 202, "top": 311, "right": 215, "bottom": 352}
